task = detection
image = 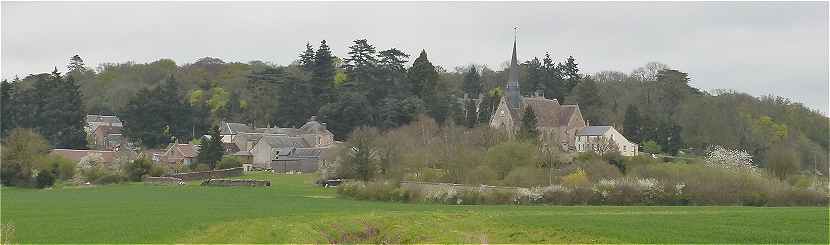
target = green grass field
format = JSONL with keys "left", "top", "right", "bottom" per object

{"left": 1, "top": 173, "right": 828, "bottom": 243}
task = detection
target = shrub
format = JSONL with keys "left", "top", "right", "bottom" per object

{"left": 216, "top": 156, "right": 242, "bottom": 170}
{"left": 193, "top": 164, "right": 211, "bottom": 171}
{"left": 34, "top": 169, "right": 55, "bottom": 188}
{"left": 95, "top": 174, "right": 125, "bottom": 185}
{"left": 541, "top": 185, "right": 573, "bottom": 204}
{"left": 576, "top": 160, "right": 623, "bottom": 181}
{"left": 80, "top": 166, "right": 106, "bottom": 183}
{"left": 561, "top": 168, "right": 590, "bottom": 187}
{"left": 148, "top": 165, "right": 167, "bottom": 177}
{"left": 124, "top": 157, "right": 153, "bottom": 181}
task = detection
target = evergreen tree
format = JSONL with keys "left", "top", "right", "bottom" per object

{"left": 377, "top": 48, "right": 410, "bottom": 97}
{"left": 27, "top": 69, "right": 87, "bottom": 148}
{"left": 196, "top": 125, "right": 224, "bottom": 169}
{"left": 519, "top": 106, "right": 539, "bottom": 141}
{"left": 541, "top": 52, "right": 564, "bottom": 101}
{"left": 463, "top": 98, "right": 478, "bottom": 128}
{"left": 246, "top": 67, "right": 281, "bottom": 127}
{"left": 561, "top": 55, "right": 580, "bottom": 96}
{"left": 477, "top": 89, "right": 502, "bottom": 125}
{"left": 121, "top": 88, "right": 170, "bottom": 148}
{"left": 522, "top": 57, "right": 543, "bottom": 95}
{"left": 568, "top": 77, "right": 604, "bottom": 124}
{"left": 67, "top": 54, "right": 86, "bottom": 74}
{"left": 299, "top": 42, "right": 316, "bottom": 71}
{"left": 159, "top": 75, "right": 191, "bottom": 141}
{"left": 274, "top": 66, "right": 314, "bottom": 127}
{"left": 342, "top": 39, "right": 378, "bottom": 91}
{"left": 312, "top": 40, "right": 336, "bottom": 104}
{"left": 462, "top": 66, "right": 482, "bottom": 97}
{"left": 623, "top": 104, "right": 642, "bottom": 143}
{"left": 318, "top": 92, "right": 374, "bottom": 140}
{"left": 407, "top": 50, "right": 439, "bottom": 98}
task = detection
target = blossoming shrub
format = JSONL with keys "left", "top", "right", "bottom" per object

{"left": 338, "top": 168, "right": 827, "bottom": 206}
{"left": 628, "top": 163, "right": 828, "bottom": 206}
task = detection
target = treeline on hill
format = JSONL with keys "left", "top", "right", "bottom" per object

{"left": 1, "top": 39, "right": 827, "bottom": 174}
{"left": 333, "top": 117, "right": 828, "bottom": 206}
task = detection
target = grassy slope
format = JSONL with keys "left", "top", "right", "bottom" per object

{"left": 1, "top": 173, "right": 827, "bottom": 243}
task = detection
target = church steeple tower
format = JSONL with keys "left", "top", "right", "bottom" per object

{"left": 506, "top": 27, "right": 522, "bottom": 109}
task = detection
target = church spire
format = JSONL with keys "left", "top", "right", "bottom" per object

{"left": 506, "top": 27, "right": 521, "bottom": 109}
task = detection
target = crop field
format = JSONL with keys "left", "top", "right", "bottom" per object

{"left": 1, "top": 173, "right": 828, "bottom": 243}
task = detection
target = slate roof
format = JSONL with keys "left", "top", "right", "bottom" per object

{"left": 259, "top": 135, "right": 309, "bottom": 148}
{"left": 256, "top": 127, "right": 299, "bottom": 136}
{"left": 299, "top": 116, "right": 332, "bottom": 135}
{"left": 576, "top": 126, "right": 613, "bottom": 136}
{"left": 220, "top": 122, "right": 253, "bottom": 135}
{"left": 271, "top": 147, "right": 323, "bottom": 161}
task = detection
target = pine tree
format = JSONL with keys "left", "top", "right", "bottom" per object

{"left": 407, "top": 50, "right": 439, "bottom": 98}
{"left": 29, "top": 69, "right": 87, "bottom": 148}
{"left": 523, "top": 57, "right": 543, "bottom": 95}
{"left": 122, "top": 88, "right": 170, "bottom": 148}
{"left": 463, "top": 98, "right": 478, "bottom": 128}
{"left": 159, "top": 75, "right": 191, "bottom": 141}
{"left": 519, "top": 106, "right": 539, "bottom": 141}
{"left": 342, "top": 39, "right": 378, "bottom": 92}
{"left": 67, "top": 54, "right": 86, "bottom": 74}
{"left": 542, "top": 52, "right": 564, "bottom": 101}
{"left": 299, "top": 42, "right": 316, "bottom": 71}
{"left": 462, "top": 66, "right": 482, "bottom": 97}
{"left": 197, "top": 125, "right": 224, "bottom": 169}
{"left": 623, "top": 104, "right": 642, "bottom": 143}
{"left": 312, "top": 40, "right": 336, "bottom": 104}
{"left": 561, "top": 56, "right": 580, "bottom": 95}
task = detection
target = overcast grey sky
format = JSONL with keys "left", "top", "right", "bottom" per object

{"left": 2, "top": 1, "right": 828, "bottom": 113}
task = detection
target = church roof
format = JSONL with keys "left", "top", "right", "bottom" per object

{"left": 522, "top": 97, "right": 562, "bottom": 128}
{"left": 559, "top": 105, "right": 579, "bottom": 127}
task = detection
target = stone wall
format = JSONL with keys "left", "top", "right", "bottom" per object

{"left": 201, "top": 179, "right": 271, "bottom": 187}
{"left": 144, "top": 176, "right": 184, "bottom": 185}
{"left": 165, "top": 167, "right": 243, "bottom": 181}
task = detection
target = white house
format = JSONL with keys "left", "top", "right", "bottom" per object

{"left": 575, "top": 126, "right": 638, "bottom": 156}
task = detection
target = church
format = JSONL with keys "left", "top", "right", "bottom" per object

{"left": 489, "top": 37, "right": 638, "bottom": 156}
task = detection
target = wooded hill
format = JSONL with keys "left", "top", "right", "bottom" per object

{"left": 1, "top": 39, "right": 827, "bottom": 174}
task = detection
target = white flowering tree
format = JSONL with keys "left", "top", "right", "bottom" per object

{"left": 704, "top": 145, "right": 756, "bottom": 170}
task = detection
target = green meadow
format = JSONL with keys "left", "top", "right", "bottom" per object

{"left": 1, "top": 173, "right": 827, "bottom": 243}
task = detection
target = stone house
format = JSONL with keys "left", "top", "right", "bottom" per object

{"left": 250, "top": 135, "right": 309, "bottom": 169}
{"left": 270, "top": 147, "right": 324, "bottom": 173}
{"left": 575, "top": 126, "right": 639, "bottom": 156}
